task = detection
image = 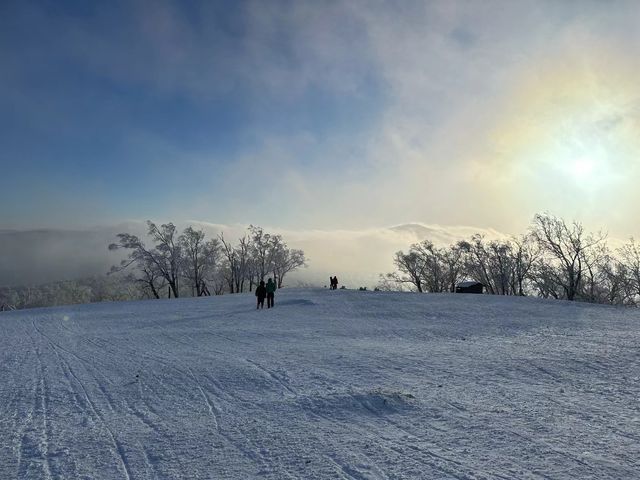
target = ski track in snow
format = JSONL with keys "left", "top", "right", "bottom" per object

{"left": 1, "top": 289, "right": 640, "bottom": 479}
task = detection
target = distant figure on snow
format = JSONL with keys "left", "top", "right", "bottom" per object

{"left": 330, "top": 276, "right": 339, "bottom": 290}
{"left": 255, "top": 280, "right": 267, "bottom": 309}
{"left": 266, "top": 278, "right": 276, "bottom": 308}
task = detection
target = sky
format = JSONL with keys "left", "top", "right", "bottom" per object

{"left": 1, "top": 0, "right": 640, "bottom": 285}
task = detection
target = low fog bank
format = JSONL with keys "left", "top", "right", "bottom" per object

{"left": 0, "top": 221, "right": 505, "bottom": 289}
{"left": 0, "top": 225, "right": 140, "bottom": 287}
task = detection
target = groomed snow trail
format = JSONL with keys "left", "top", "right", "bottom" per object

{"left": 1, "top": 289, "right": 639, "bottom": 479}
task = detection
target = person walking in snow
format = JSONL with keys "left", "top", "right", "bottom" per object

{"left": 266, "top": 278, "right": 276, "bottom": 308}
{"left": 255, "top": 280, "right": 267, "bottom": 309}
{"left": 332, "top": 276, "right": 339, "bottom": 290}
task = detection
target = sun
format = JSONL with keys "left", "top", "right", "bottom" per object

{"left": 569, "top": 157, "right": 596, "bottom": 182}
{"left": 556, "top": 153, "right": 613, "bottom": 190}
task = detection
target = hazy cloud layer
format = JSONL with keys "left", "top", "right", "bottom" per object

{"left": 0, "top": 225, "right": 138, "bottom": 287}
{"left": 183, "top": 1, "right": 640, "bottom": 236}
{"left": 312, "top": 1, "right": 640, "bottom": 236}
{"left": 2, "top": 2, "right": 640, "bottom": 246}
{"left": 0, "top": 221, "right": 505, "bottom": 288}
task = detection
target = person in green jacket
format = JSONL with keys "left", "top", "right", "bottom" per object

{"left": 266, "top": 278, "right": 276, "bottom": 308}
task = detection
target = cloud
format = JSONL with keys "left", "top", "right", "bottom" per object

{"left": 184, "top": 1, "right": 618, "bottom": 232}
{"left": 9, "top": 0, "right": 374, "bottom": 101}
{"left": 3, "top": 0, "right": 640, "bottom": 239}
{"left": 312, "top": 1, "right": 640, "bottom": 238}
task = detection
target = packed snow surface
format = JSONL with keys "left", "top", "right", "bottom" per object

{"left": 1, "top": 289, "right": 639, "bottom": 479}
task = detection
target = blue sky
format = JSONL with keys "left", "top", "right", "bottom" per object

{"left": 2, "top": 0, "right": 640, "bottom": 237}
{"left": 1, "top": 0, "right": 383, "bottom": 228}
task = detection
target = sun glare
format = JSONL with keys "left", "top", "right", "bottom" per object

{"left": 571, "top": 157, "right": 596, "bottom": 181}
{"left": 557, "top": 154, "right": 612, "bottom": 190}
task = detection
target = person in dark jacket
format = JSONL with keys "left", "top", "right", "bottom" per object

{"left": 255, "top": 281, "right": 267, "bottom": 309}
{"left": 266, "top": 278, "right": 276, "bottom": 308}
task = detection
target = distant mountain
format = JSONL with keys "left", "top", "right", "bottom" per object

{"left": 389, "top": 223, "right": 436, "bottom": 238}
{"left": 389, "top": 222, "right": 506, "bottom": 244}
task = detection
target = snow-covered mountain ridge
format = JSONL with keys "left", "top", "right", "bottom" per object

{"left": 1, "top": 289, "right": 638, "bottom": 479}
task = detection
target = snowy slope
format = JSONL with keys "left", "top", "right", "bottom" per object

{"left": 1, "top": 289, "right": 639, "bottom": 479}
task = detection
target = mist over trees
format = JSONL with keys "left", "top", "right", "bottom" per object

{"left": 6, "top": 213, "right": 640, "bottom": 311}
{"left": 0, "top": 222, "right": 306, "bottom": 310}
{"left": 380, "top": 213, "right": 640, "bottom": 306}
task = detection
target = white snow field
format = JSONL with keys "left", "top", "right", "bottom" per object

{"left": 1, "top": 289, "right": 639, "bottom": 480}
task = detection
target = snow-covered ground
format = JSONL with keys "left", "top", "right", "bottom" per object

{"left": 1, "top": 289, "right": 639, "bottom": 479}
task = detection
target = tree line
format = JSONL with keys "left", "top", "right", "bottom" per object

{"left": 380, "top": 213, "right": 640, "bottom": 306}
{"left": 108, "top": 222, "right": 306, "bottom": 299}
{"left": 0, "top": 274, "right": 139, "bottom": 310}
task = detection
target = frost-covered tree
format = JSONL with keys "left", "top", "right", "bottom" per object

{"left": 219, "top": 233, "right": 251, "bottom": 293}
{"left": 510, "top": 235, "right": 540, "bottom": 296}
{"left": 109, "top": 221, "right": 182, "bottom": 298}
{"left": 392, "top": 249, "right": 426, "bottom": 292}
{"left": 219, "top": 233, "right": 238, "bottom": 293}
{"left": 107, "top": 222, "right": 305, "bottom": 298}
{"left": 382, "top": 214, "right": 609, "bottom": 300}
{"left": 376, "top": 273, "right": 407, "bottom": 292}
{"left": 458, "top": 235, "right": 508, "bottom": 295}
{"left": 412, "top": 241, "right": 447, "bottom": 293}
{"left": 0, "top": 274, "right": 143, "bottom": 310}
{"left": 233, "top": 236, "right": 251, "bottom": 293}
{"left": 272, "top": 244, "right": 306, "bottom": 288}
{"left": 618, "top": 238, "right": 640, "bottom": 303}
{"left": 441, "top": 244, "right": 466, "bottom": 293}
{"left": 83, "top": 273, "right": 140, "bottom": 302}
{"left": 596, "top": 253, "right": 629, "bottom": 305}
{"left": 218, "top": 226, "right": 306, "bottom": 292}
{"left": 133, "top": 258, "right": 167, "bottom": 299}
{"left": 580, "top": 243, "right": 610, "bottom": 303}
{"left": 388, "top": 241, "right": 454, "bottom": 293}
{"left": 180, "top": 226, "right": 207, "bottom": 296}
{"left": 530, "top": 213, "right": 606, "bottom": 301}
{"left": 200, "top": 239, "right": 222, "bottom": 296}
{"left": 180, "top": 227, "right": 221, "bottom": 296}
{"left": 249, "top": 225, "right": 277, "bottom": 282}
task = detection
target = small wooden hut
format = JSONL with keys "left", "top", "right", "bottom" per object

{"left": 455, "top": 281, "right": 484, "bottom": 294}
